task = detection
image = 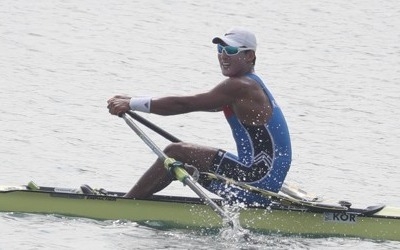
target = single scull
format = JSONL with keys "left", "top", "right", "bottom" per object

{"left": 1, "top": 182, "right": 399, "bottom": 241}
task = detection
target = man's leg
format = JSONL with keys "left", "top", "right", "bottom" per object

{"left": 124, "top": 142, "right": 218, "bottom": 198}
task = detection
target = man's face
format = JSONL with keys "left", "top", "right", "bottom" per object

{"left": 217, "top": 44, "right": 254, "bottom": 77}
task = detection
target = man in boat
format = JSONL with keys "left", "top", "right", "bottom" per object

{"left": 107, "top": 27, "right": 292, "bottom": 206}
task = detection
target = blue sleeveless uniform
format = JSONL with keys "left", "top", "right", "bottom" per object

{"left": 203, "top": 73, "right": 292, "bottom": 206}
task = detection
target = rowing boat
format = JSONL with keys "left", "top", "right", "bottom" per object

{"left": 1, "top": 182, "right": 399, "bottom": 241}
{"left": 3, "top": 113, "right": 398, "bottom": 241}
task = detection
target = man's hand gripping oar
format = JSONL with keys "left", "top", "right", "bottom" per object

{"left": 120, "top": 113, "right": 235, "bottom": 227}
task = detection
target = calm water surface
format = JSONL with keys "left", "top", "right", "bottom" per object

{"left": 1, "top": 0, "right": 399, "bottom": 249}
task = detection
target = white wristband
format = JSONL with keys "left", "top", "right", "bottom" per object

{"left": 129, "top": 97, "right": 152, "bottom": 113}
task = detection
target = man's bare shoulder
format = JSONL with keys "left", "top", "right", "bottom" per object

{"left": 208, "top": 76, "right": 261, "bottom": 105}
{"left": 219, "top": 75, "right": 256, "bottom": 88}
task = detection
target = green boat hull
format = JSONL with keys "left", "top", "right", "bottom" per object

{"left": 1, "top": 186, "right": 399, "bottom": 241}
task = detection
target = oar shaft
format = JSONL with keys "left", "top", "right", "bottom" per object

{"left": 122, "top": 114, "right": 166, "bottom": 161}
{"left": 184, "top": 178, "right": 230, "bottom": 220}
{"left": 121, "top": 113, "right": 232, "bottom": 224}
{"left": 127, "top": 111, "right": 181, "bottom": 143}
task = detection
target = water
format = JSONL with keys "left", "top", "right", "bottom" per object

{"left": 1, "top": 0, "right": 399, "bottom": 249}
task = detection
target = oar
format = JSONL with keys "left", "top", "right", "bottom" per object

{"left": 127, "top": 110, "right": 181, "bottom": 143}
{"left": 126, "top": 111, "right": 321, "bottom": 203}
{"left": 204, "top": 172, "right": 347, "bottom": 211}
{"left": 120, "top": 113, "right": 234, "bottom": 226}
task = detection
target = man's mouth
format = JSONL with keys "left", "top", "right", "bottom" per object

{"left": 221, "top": 62, "right": 230, "bottom": 68}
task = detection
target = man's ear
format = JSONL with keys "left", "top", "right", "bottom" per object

{"left": 247, "top": 51, "right": 256, "bottom": 63}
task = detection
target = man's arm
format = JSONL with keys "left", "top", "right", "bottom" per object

{"left": 107, "top": 78, "right": 248, "bottom": 116}
{"left": 150, "top": 78, "right": 247, "bottom": 115}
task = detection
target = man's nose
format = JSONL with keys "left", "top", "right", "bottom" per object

{"left": 221, "top": 51, "right": 230, "bottom": 59}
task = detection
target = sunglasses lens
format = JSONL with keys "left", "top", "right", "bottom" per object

{"left": 217, "top": 45, "right": 240, "bottom": 55}
{"left": 225, "top": 46, "right": 239, "bottom": 55}
{"left": 217, "top": 44, "right": 223, "bottom": 53}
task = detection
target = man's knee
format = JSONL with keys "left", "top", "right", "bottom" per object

{"left": 164, "top": 142, "right": 188, "bottom": 158}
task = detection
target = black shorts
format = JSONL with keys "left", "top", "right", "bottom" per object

{"left": 200, "top": 149, "right": 271, "bottom": 188}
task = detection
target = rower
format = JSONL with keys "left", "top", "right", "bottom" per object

{"left": 107, "top": 27, "right": 292, "bottom": 206}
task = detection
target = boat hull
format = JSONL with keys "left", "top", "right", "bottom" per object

{"left": 1, "top": 187, "right": 399, "bottom": 241}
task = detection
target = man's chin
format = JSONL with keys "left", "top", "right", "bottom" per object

{"left": 221, "top": 69, "right": 232, "bottom": 77}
